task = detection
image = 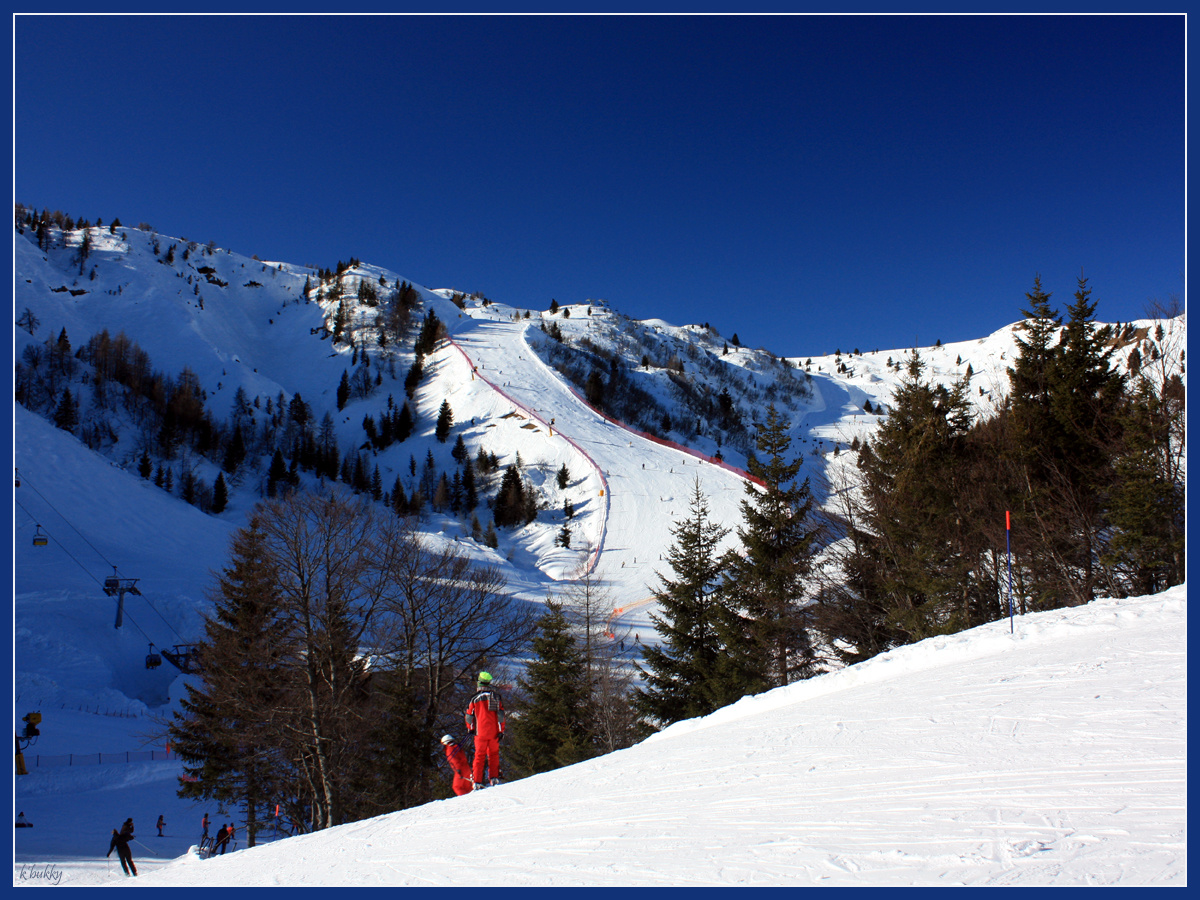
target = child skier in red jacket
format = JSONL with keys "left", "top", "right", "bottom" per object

{"left": 441, "top": 734, "right": 474, "bottom": 796}
{"left": 464, "top": 671, "right": 505, "bottom": 787}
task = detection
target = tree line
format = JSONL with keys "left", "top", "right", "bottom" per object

{"left": 637, "top": 275, "right": 1185, "bottom": 733}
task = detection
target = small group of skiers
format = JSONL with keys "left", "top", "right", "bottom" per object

{"left": 201, "top": 818, "right": 236, "bottom": 856}
{"left": 442, "top": 671, "right": 506, "bottom": 796}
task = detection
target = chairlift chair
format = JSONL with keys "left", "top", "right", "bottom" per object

{"left": 146, "top": 644, "right": 162, "bottom": 670}
{"left": 32, "top": 526, "right": 48, "bottom": 547}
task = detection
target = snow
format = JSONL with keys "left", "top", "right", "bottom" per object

{"left": 14, "top": 589, "right": 1186, "bottom": 886}
{"left": 12, "top": 224, "right": 1187, "bottom": 886}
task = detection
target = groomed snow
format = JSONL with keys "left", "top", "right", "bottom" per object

{"left": 14, "top": 586, "right": 1186, "bottom": 886}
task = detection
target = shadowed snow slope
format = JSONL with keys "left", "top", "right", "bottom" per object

{"left": 18, "top": 586, "right": 1185, "bottom": 887}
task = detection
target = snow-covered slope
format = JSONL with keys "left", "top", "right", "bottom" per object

{"left": 14, "top": 586, "right": 1186, "bottom": 886}
{"left": 12, "top": 221, "right": 1186, "bottom": 887}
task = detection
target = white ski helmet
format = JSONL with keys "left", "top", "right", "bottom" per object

{"left": 440, "top": 734, "right": 454, "bottom": 745}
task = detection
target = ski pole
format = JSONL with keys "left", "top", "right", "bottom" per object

{"left": 1006, "top": 510, "right": 1014, "bottom": 634}
{"left": 131, "top": 837, "right": 163, "bottom": 858}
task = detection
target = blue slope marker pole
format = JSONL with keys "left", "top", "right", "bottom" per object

{"left": 1006, "top": 510, "right": 1014, "bottom": 633}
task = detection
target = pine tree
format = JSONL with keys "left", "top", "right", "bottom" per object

{"left": 53, "top": 388, "right": 78, "bottom": 432}
{"left": 435, "top": 400, "right": 453, "bottom": 443}
{"left": 395, "top": 402, "right": 414, "bottom": 442}
{"left": 1104, "top": 374, "right": 1185, "bottom": 594}
{"left": 505, "top": 601, "right": 594, "bottom": 778}
{"left": 1044, "top": 274, "right": 1124, "bottom": 603}
{"left": 634, "top": 478, "right": 729, "bottom": 729}
{"left": 211, "top": 472, "right": 229, "bottom": 513}
{"left": 461, "top": 461, "right": 478, "bottom": 511}
{"left": 266, "top": 450, "right": 288, "bottom": 497}
{"left": 713, "top": 404, "right": 820, "bottom": 700}
{"left": 337, "top": 370, "right": 351, "bottom": 411}
{"left": 170, "top": 520, "right": 288, "bottom": 847}
{"left": 493, "top": 464, "right": 526, "bottom": 528}
{"left": 830, "top": 350, "right": 981, "bottom": 653}
{"left": 1008, "top": 275, "right": 1063, "bottom": 459}
{"left": 404, "top": 357, "right": 423, "bottom": 399}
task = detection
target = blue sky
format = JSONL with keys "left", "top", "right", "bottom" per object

{"left": 15, "top": 14, "right": 1184, "bottom": 356}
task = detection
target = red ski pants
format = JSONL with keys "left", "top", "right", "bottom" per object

{"left": 472, "top": 735, "right": 500, "bottom": 783}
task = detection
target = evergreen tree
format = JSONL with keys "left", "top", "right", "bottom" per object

{"left": 493, "top": 464, "right": 526, "bottom": 528}
{"left": 635, "top": 478, "right": 729, "bottom": 729}
{"left": 713, "top": 404, "right": 820, "bottom": 700}
{"left": 1044, "top": 274, "right": 1124, "bottom": 603}
{"left": 391, "top": 476, "right": 408, "bottom": 517}
{"left": 267, "top": 449, "right": 289, "bottom": 497}
{"left": 222, "top": 425, "right": 246, "bottom": 474}
{"left": 211, "top": 472, "right": 229, "bottom": 513}
{"left": 1104, "top": 374, "right": 1186, "bottom": 594}
{"left": 826, "top": 350, "right": 983, "bottom": 656}
{"left": 170, "top": 520, "right": 288, "bottom": 847}
{"left": 1008, "top": 275, "right": 1063, "bottom": 462}
{"left": 556, "top": 463, "right": 570, "bottom": 490}
{"left": 394, "top": 402, "right": 414, "bottom": 443}
{"left": 461, "top": 461, "right": 478, "bottom": 511}
{"left": 337, "top": 370, "right": 351, "bottom": 411}
{"left": 505, "top": 601, "right": 594, "bottom": 778}
{"left": 404, "top": 357, "right": 423, "bottom": 399}
{"left": 435, "top": 400, "right": 453, "bottom": 443}
{"left": 53, "top": 387, "right": 78, "bottom": 432}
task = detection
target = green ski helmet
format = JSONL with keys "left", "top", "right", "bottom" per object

{"left": 477, "top": 671, "right": 493, "bottom": 685}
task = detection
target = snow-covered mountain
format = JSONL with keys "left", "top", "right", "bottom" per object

{"left": 12, "top": 221, "right": 1186, "bottom": 886}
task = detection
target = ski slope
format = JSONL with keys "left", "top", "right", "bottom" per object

{"left": 444, "top": 312, "right": 749, "bottom": 611}
{"left": 12, "top": 224, "right": 1187, "bottom": 887}
{"left": 14, "top": 586, "right": 1186, "bottom": 886}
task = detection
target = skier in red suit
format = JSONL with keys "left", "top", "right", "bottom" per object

{"left": 464, "top": 671, "right": 505, "bottom": 787}
{"left": 441, "top": 734, "right": 474, "bottom": 796}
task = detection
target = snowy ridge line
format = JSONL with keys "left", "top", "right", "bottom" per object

{"left": 645, "top": 586, "right": 1187, "bottom": 746}
{"left": 442, "top": 333, "right": 608, "bottom": 575}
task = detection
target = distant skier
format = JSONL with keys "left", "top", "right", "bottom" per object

{"left": 201, "top": 812, "right": 210, "bottom": 841}
{"left": 107, "top": 819, "right": 137, "bottom": 876}
{"left": 213, "top": 824, "right": 229, "bottom": 856}
{"left": 156, "top": 814, "right": 166, "bottom": 837}
{"left": 441, "top": 734, "right": 474, "bottom": 796}
{"left": 464, "top": 671, "right": 505, "bottom": 788}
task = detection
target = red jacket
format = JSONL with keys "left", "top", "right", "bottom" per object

{"left": 464, "top": 688, "right": 505, "bottom": 739}
{"left": 445, "top": 742, "right": 471, "bottom": 779}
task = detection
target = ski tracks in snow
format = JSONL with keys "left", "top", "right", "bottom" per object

{"left": 444, "top": 316, "right": 748, "bottom": 607}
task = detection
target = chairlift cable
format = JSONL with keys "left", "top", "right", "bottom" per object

{"left": 16, "top": 494, "right": 186, "bottom": 646}
{"left": 15, "top": 497, "right": 106, "bottom": 590}
{"left": 18, "top": 473, "right": 121, "bottom": 573}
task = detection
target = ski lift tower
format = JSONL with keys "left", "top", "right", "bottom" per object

{"left": 103, "top": 567, "right": 141, "bottom": 629}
